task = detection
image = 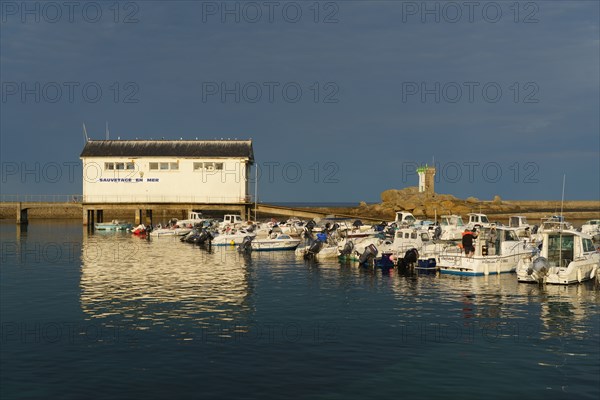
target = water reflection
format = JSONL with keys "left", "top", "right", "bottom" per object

{"left": 80, "top": 234, "right": 254, "bottom": 339}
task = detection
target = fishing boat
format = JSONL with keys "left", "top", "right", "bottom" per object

{"left": 95, "top": 220, "right": 133, "bottom": 231}
{"left": 516, "top": 230, "right": 599, "bottom": 284}
{"left": 435, "top": 227, "right": 535, "bottom": 276}
{"left": 251, "top": 234, "right": 301, "bottom": 251}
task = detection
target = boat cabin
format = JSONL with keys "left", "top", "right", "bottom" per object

{"left": 467, "top": 213, "right": 491, "bottom": 228}
{"left": 394, "top": 211, "right": 417, "bottom": 226}
{"left": 540, "top": 231, "right": 596, "bottom": 269}
{"left": 509, "top": 215, "right": 528, "bottom": 228}
{"left": 473, "top": 227, "right": 523, "bottom": 257}
{"left": 539, "top": 216, "right": 573, "bottom": 232}
{"left": 222, "top": 214, "right": 244, "bottom": 225}
{"left": 440, "top": 215, "right": 464, "bottom": 227}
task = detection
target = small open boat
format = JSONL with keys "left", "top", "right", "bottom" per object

{"left": 95, "top": 220, "right": 133, "bottom": 231}
{"left": 251, "top": 234, "right": 301, "bottom": 251}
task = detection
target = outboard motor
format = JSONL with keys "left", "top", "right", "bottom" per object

{"left": 304, "top": 232, "right": 328, "bottom": 259}
{"left": 399, "top": 248, "right": 419, "bottom": 269}
{"left": 305, "top": 241, "right": 324, "bottom": 259}
{"left": 531, "top": 225, "right": 539, "bottom": 234}
{"left": 339, "top": 241, "right": 355, "bottom": 257}
{"left": 181, "top": 229, "right": 194, "bottom": 242}
{"left": 433, "top": 226, "right": 442, "bottom": 241}
{"left": 237, "top": 235, "right": 253, "bottom": 252}
{"left": 358, "top": 244, "right": 378, "bottom": 266}
{"left": 527, "top": 257, "right": 550, "bottom": 283}
{"left": 197, "top": 229, "right": 212, "bottom": 245}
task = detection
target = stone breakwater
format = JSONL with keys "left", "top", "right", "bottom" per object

{"left": 298, "top": 187, "right": 600, "bottom": 223}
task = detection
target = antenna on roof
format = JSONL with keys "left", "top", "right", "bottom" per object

{"left": 82, "top": 123, "right": 89, "bottom": 142}
{"left": 105, "top": 121, "right": 110, "bottom": 140}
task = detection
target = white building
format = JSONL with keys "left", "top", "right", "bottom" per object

{"left": 80, "top": 139, "right": 254, "bottom": 203}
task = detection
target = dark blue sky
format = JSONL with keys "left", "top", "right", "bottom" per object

{"left": 1, "top": 1, "right": 598, "bottom": 202}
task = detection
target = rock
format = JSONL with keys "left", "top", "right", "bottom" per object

{"left": 466, "top": 196, "right": 479, "bottom": 203}
{"left": 493, "top": 195, "right": 502, "bottom": 205}
{"left": 440, "top": 200, "right": 455, "bottom": 210}
{"left": 412, "top": 207, "right": 425, "bottom": 217}
{"left": 359, "top": 201, "right": 367, "bottom": 207}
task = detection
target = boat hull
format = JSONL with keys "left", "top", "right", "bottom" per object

{"left": 251, "top": 241, "right": 301, "bottom": 251}
{"left": 95, "top": 223, "right": 133, "bottom": 231}
{"left": 437, "top": 254, "right": 522, "bottom": 276}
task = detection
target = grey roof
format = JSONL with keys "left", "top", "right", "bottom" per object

{"left": 80, "top": 140, "right": 253, "bottom": 160}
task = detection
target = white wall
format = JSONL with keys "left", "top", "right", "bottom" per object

{"left": 81, "top": 157, "right": 251, "bottom": 203}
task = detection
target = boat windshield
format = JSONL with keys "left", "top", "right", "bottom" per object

{"left": 278, "top": 235, "right": 291, "bottom": 239}
{"left": 481, "top": 216, "right": 489, "bottom": 223}
{"left": 502, "top": 229, "right": 518, "bottom": 241}
{"left": 583, "top": 238, "right": 595, "bottom": 252}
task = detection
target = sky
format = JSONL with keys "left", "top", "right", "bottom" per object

{"left": 1, "top": 0, "right": 599, "bottom": 203}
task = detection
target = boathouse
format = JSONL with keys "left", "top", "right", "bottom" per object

{"left": 80, "top": 139, "right": 254, "bottom": 225}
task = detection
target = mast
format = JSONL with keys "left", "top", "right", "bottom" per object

{"left": 254, "top": 163, "right": 258, "bottom": 222}
{"left": 559, "top": 174, "right": 565, "bottom": 267}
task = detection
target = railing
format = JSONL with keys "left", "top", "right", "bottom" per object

{"left": 0, "top": 194, "right": 82, "bottom": 203}
{"left": 82, "top": 194, "right": 253, "bottom": 203}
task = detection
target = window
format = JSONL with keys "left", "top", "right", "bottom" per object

{"left": 116, "top": 163, "right": 125, "bottom": 170}
{"left": 583, "top": 239, "right": 595, "bottom": 252}
{"left": 126, "top": 162, "right": 135, "bottom": 170}
{"left": 411, "top": 232, "right": 417, "bottom": 239}
{"left": 105, "top": 162, "right": 114, "bottom": 170}
{"left": 170, "top": 162, "right": 179, "bottom": 170}
{"left": 149, "top": 163, "right": 158, "bottom": 170}
{"left": 215, "top": 163, "right": 223, "bottom": 170}
{"left": 160, "top": 162, "right": 169, "bottom": 170}
{"left": 193, "top": 162, "right": 203, "bottom": 171}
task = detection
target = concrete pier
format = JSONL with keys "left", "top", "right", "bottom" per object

{"left": 16, "top": 203, "right": 28, "bottom": 224}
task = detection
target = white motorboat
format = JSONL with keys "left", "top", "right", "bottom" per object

{"left": 150, "top": 227, "right": 193, "bottom": 237}
{"left": 466, "top": 213, "right": 493, "bottom": 230}
{"left": 439, "top": 215, "right": 466, "bottom": 241}
{"left": 580, "top": 219, "right": 600, "bottom": 238}
{"left": 389, "top": 211, "right": 419, "bottom": 227}
{"left": 95, "top": 220, "right": 133, "bottom": 231}
{"left": 517, "top": 230, "right": 600, "bottom": 284}
{"left": 175, "top": 210, "right": 207, "bottom": 227}
{"left": 212, "top": 229, "right": 256, "bottom": 246}
{"left": 251, "top": 234, "right": 301, "bottom": 251}
{"left": 435, "top": 227, "right": 535, "bottom": 276}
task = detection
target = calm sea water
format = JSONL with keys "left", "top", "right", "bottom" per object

{"left": 1, "top": 220, "right": 599, "bottom": 400}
